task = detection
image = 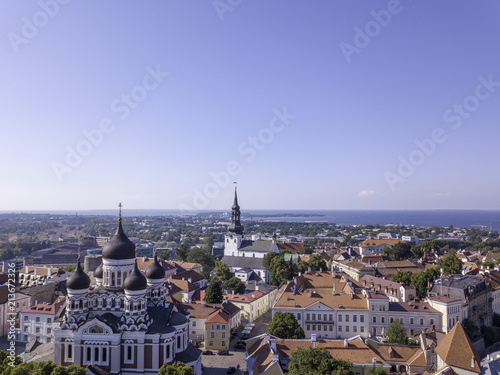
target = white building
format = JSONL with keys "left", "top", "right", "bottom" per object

{"left": 19, "top": 297, "right": 65, "bottom": 343}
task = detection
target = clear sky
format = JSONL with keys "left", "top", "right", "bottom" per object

{"left": 1, "top": 0, "right": 500, "bottom": 211}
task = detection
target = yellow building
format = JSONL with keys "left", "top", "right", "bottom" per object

{"left": 204, "top": 310, "right": 230, "bottom": 350}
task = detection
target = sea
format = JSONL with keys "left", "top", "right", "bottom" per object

{"left": 3, "top": 209, "right": 500, "bottom": 231}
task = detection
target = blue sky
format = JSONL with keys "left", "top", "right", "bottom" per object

{"left": 1, "top": 0, "right": 500, "bottom": 211}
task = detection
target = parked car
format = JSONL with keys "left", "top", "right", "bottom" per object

{"left": 227, "top": 367, "right": 236, "bottom": 374}
{"left": 234, "top": 343, "right": 246, "bottom": 350}
{"left": 202, "top": 350, "right": 214, "bottom": 355}
{"left": 218, "top": 350, "right": 230, "bottom": 356}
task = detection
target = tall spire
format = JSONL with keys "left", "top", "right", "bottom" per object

{"left": 118, "top": 202, "right": 123, "bottom": 222}
{"left": 228, "top": 186, "right": 244, "bottom": 235}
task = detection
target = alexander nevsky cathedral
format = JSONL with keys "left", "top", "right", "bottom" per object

{"left": 53, "top": 207, "right": 201, "bottom": 374}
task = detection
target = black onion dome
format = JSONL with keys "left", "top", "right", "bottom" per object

{"left": 95, "top": 263, "right": 103, "bottom": 279}
{"left": 102, "top": 220, "right": 136, "bottom": 260}
{"left": 124, "top": 261, "right": 147, "bottom": 291}
{"left": 146, "top": 254, "right": 165, "bottom": 280}
{"left": 67, "top": 261, "right": 90, "bottom": 290}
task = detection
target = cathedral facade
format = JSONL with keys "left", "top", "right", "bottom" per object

{"left": 54, "top": 211, "right": 201, "bottom": 374}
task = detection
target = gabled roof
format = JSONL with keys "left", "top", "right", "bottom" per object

{"left": 240, "top": 240, "right": 276, "bottom": 253}
{"left": 21, "top": 297, "right": 65, "bottom": 315}
{"left": 434, "top": 322, "right": 481, "bottom": 373}
{"left": 206, "top": 309, "right": 230, "bottom": 324}
{"left": 171, "top": 269, "right": 205, "bottom": 283}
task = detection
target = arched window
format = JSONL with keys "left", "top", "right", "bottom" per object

{"left": 111, "top": 272, "right": 115, "bottom": 286}
{"left": 102, "top": 347, "right": 107, "bottom": 362}
{"left": 87, "top": 347, "right": 91, "bottom": 362}
{"left": 95, "top": 347, "right": 99, "bottom": 362}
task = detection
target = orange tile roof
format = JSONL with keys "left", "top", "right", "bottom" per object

{"left": 370, "top": 343, "right": 422, "bottom": 364}
{"left": 205, "top": 309, "right": 230, "bottom": 324}
{"left": 434, "top": 322, "right": 481, "bottom": 373}
{"left": 225, "top": 290, "right": 267, "bottom": 303}
{"left": 21, "top": 297, "right": 65, "bottom": 315}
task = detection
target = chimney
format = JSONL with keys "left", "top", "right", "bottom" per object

{"left": 350, "top": 291, "right": 353, "bottom": 300}
{"left": 232, "top": 290, "right": 235, "bottom": 298}
{"left": 188, "top": 277, "right": 192, "bottom": 283}
{"left": 256, "top": 284, "right": 259, "bottom": 291}
{"left": 344, "top": 339, "right": 348, "bottom": 348}
{"left": 332, "top": 271, "right": 336, "bottom": 278}
{"left": 270, "top": 339, "right": 277, "bottom": 352}
{"left": 25, "top": 266, "right": 29, "bottom": 274}
{"left": 264, "top": 334, "right": 270, "bottom": 343}
{"left": 320, "top": 267, "right": 322, "bottom": 272}
{"left": 471, "top": 356, "right": 475, "bottom": 369}
{"left": 309, "top": 289, "right": 313, "bottom": 297}
{"left": 333, "top": 289, "right": 336, "bottom": 296}
{"left": 34, "top": 267, "right": 37, "bottom": 277}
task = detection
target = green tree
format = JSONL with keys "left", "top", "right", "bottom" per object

{"left": 263, "top": 252, "right": 279, "bottom": 270}
{"left": 436, "top": 251, "right": 462, "bottom": 275}
{"left": 302, "top": 246, "right": 314, "bottom": 254}
{"left": 387, "top": 318, "right": 407, "bottom": 344}
{"left": 268, "top": 311, "right": 305, "bottom": 339}
{"left": 367, "top": 365, "right": 389, "bottom": 375}
{"left": 222, "top": 277, "right": 246, "bottom": 294}
{"left": 204, "top": 279, "right": 223, "bottom": 304}
{"left": 176, "top": 241, "right": 190, "bottom": 261}
{"left": 288, "top": 347, "right": 354, "bottom": 375}
{"left": 158, "top": 250, "right": 170, "bottom": 260}
{"left": 270, "top": 256, "right": 294, "bottom": 288}
{"left": 212, "top": 261, "right": 233, "bottom": 283}
{"left": 392, "top": 270, "right": 413, "bottom": 285}
{"left": 185, "top": 247, "right": 215, "bottom": 279}
{"left": 158, "top": 361, "right": 194, "bottom": 375}
{"left": 410, "top": 271, "right": 430, "bottom": 298}
{"left": 308, "top": 254, "right": 327, "bottom": 271}
{"left": 481, "top": 261, "right": 496, "bottom": 269}
{"left": 383, "top": 242, "right": 412, "bottom": 260}
{"left": 296, "top": 260, "right": 309, "bottom": 274}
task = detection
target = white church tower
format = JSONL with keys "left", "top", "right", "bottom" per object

{"left": 224, "top": 187, "right": 245, "bottom": 257}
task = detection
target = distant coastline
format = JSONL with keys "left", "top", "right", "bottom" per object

{"left": 1, "top": 209, "right": 500, "bottom": 231}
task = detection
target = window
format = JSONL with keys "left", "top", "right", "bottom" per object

{"left": 102, "top": 347, "right": 107, "bottom": 362}
{"left": 222, "top": 325, "right": 226, "bottom": 329}
{"left": 338, "top": 314, "right": 342, "bottom": 322}
{"left": 346, "top": 326, "right": 349, "bottom": 332}
{"left": 360, "top": 315, "right": 364, "bottom": 323}
{"left": 192, "top": 321, "right": 196, "bottom": 327}
{"left": 353, "top": 326, "right": 357, "bottom": 332}
{"left": 339, "top": 325, "right": 342, "bottom": 332}
{"left": 312, "top": 314, "right": 316, "bottom": 320}
{"left": 47, "top": 328, "right": 52, "bottom": 334}
{"left": 222, "top": 341, "right": 226, "bottom": 347}
{"left": 318, "top": 325, "right": 321, "bottom": 331}
{"left": 216, "top": 325, "right": 220, "bottom": 330}
{"left": 210, "top": 332, "right": 215, "bottom": 338}
{"left": 410, "top": 318, "right": 414, "bottom": 324}
{"left": 222, "top": 332, "right": 226, "bottom": 339}
{"left": 24, "top": 316, "right": 28, "bottom": 321}
{"left": 420, "top": 318, "right": 424, "bottom": 325}
{"left": 312, "top": 325, "right": 316, "bottom": 331}
{"left": 381, "top": 317, "right": 385, "bottom": 323}
{"left": 430, "top": 319, "right": 434, "bottom": 325}
{"left": 373, "top": 316, "right": 377, "bottom": 323}
{"left": 87, "top": 347, "right": 92, "bottom": 362}
{"left": 95, "top": 347, "right": 99, "bottom": 362}
{"left": 318, "top": 314, "right": 321, "bottom": 321}
{"left": 329, "top": 314, "right": 333, "bottom": 321}
{"left": 47, "top": 318, "right": 52, "bottom": 323}
{"left": 36, "top": 317, "right": 40, "bottom": 323}
{"left": 346, "top": 315, "right": 349, "bottom": 322}
{"left": 323, "top": 314, "right": 327, "bottom": 321}
{"left": 298, "top": 313, "right": 301, "bottom": 320}
{"left": 329, "top": 325, "right": 333, "bottom": 331}
{"left": 307, "top": 325, "right": 310, "bottom": 331}
{"left": 360, "top": 326, "right": 364, "bottom": 333}
{"left": 307, "top": 314, "right": 310, "bottom": 320}
{"left": 177, "top": 336, "right": 181, "bottom": 349}
{"left": 67, "top": 344, "right": 73, "bottom": 360}
{"left": 35, "top": 327, "right": 40, "bottom": 333}
{"left": 353, "top": 315, "right": 357, "bottom": 322}
{"left": 390, "top": 317, "right": 394, "bottom": 323}
{"left": 209, "top": 341, "right": 213, "bottom": 346}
